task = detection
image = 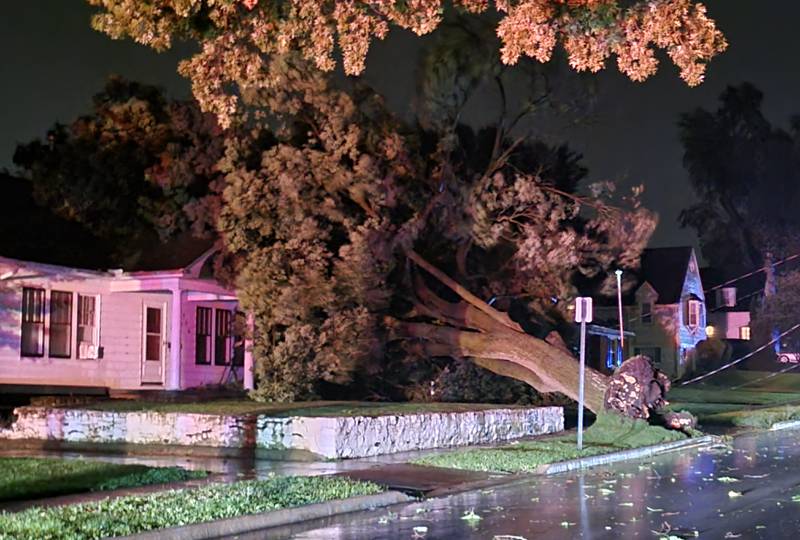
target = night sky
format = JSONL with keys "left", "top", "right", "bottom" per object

{"left": 2, "top": 1, "right": 799, "bottom": 252}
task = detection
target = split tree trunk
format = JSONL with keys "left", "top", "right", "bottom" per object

{"left": 396, "top": 249, "right": 668, "bottom": 419}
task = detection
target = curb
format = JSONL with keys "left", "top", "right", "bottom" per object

{"left": 425, "top": 434, "right": 722, "bottom": 498}
{"left": 770, "top": 419, "right": 800, "bottom": 431}
{"left": 113, "top": 490, "right": 412, "bottom": 540}
{"left": 541, "top": 435, "right": 720, "bottom": 475}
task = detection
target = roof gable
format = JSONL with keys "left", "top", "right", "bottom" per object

{"left": 638, "top": 247, "right": 695, "bottom": 304}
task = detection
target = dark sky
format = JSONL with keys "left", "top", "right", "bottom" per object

{"left": 2, "top": 1, "right": 799, "bottom": 252}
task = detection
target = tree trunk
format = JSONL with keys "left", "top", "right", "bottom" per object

{"left": 398, "top": 248, "right": 669, "bottom": 418}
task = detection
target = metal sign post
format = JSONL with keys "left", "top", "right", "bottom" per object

{"left": 575, "top": 297, "right": 593, "bottom": 451}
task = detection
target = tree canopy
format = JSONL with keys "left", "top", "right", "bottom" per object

{"left": 13, "top": 77, "right": 224, "bottom": 267}
{"left": 679, "top": 83, "right": 800, "bottom": 279}
{"left": 78, "top": 0, "right": 725, "bottom": 415}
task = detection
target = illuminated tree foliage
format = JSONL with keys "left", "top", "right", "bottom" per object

{"left": 88, "top": 0, "right": 727, "bottom": 128}
{"left": 84, "top": 0, "right": 724, "bottom": 415}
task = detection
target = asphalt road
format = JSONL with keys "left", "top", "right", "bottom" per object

{"left": 257, "top": 428, "right": 800, "bottom": 540}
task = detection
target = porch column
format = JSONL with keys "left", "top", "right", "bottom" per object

{"left": 244, "top": 311, "right": 255, "bottom": 391}
{"left": 168, "top": 289, "right": 183, "bottom": 390}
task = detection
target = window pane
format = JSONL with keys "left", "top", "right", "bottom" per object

{"left": 49, "top": 291, "right": 72, "bottom": 358}
{"left": 21, "top": 288, "right": 45, "bottom": 356}
{"left": 215, "top": 310, "right": 231, "bottom": 366}
{"left": 145, "top": 335, "right": 161, "bottom": 361}
{"left": 196, "top": 307, "right": 212, "bottom": 364}
{"left": 21, "top": 324, "right": 43, "bottom": 356}
{"left": 146, "top": 308, "right": 161, "bottom": 334}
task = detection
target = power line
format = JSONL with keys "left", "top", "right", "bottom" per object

{"left": 679, "top": 322, "right": 800, "bottom": 386}
{"left": 728, "top": 361, "right": 800, "bottom": 391}
{"left": 704, "top": 252, "right": 800, "bottom": 293}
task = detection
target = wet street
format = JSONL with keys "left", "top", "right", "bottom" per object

{"left": 258, "top": 429, "right": 800, "bottom": 539}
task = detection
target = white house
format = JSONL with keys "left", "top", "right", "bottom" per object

{"left": 0, "top": 250, "right": 253, "bottom": 392}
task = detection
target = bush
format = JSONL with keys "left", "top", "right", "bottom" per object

{"left": 0, "top": 476, "right": 383, "bottom": 540}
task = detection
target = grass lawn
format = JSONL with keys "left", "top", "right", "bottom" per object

{"left": 667, "top": 371, "right": 800, "bottom": 428}
{"left": 696, "top": 404, "right": 800, "bottom": 429}
{"left": 0, "top": 476, "right": 383, "bottom": 540}
{"left": 70, "top": 400, "right": 529, "bottom": 417}
{"left": 411, "top": 413, "right": 686, "bottom": 473}
{"left": 0, "top": 458, "right": 206, "bottom": 502}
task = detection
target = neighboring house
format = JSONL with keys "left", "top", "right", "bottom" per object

{"left": 596, "top": 247, "right": 707, "bottom": 379}
{"left": 585, "top": 323, "right": 635, "bottom": 375}
{"left": 701, "top": 268, "right": 754, "bottom": 342}
{"left": 0, "top": 250, "right": 253, "bottom": 393}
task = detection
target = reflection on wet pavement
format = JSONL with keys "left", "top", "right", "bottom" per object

{"left": 263, "top": 429, "right": 800, "bottom": 539}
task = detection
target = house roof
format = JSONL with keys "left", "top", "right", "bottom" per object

{"left": 638, "top": 247, "right": 695, "bottom": 304}
{"left": 122, "top": 232, "right": 215, "bottom": 273}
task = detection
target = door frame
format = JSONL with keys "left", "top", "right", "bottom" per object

{"left": 140, "top": 300, "right": 168, "bottom": 385}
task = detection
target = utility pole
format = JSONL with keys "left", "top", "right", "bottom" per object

{"left": 575, "top": 297, "right": 592, "bottom": 451}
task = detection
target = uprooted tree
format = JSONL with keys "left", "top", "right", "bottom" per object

{"left": 87, "top": 0, "right": 726, "bottom": 417}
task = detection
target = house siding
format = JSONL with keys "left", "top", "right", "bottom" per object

{"left": 0, "top": 272, "right": 173, "bottom": 390}
{"left": 675, "top": 255, "right": 707, "bottom": 378}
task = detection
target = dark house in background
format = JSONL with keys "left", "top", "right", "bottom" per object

{"left": 595, "top": 247, "right": 707, "bottom": 379}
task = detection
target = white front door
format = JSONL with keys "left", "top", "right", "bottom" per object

{"left": 141, "top": 302, "right": 167, "bottom": 385}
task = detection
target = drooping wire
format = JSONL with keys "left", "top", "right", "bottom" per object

{"left": 728, "top": 361, "right": 800, "bottom": 391}
{"left": 679, "top": 322, "right": 800, "bottom": 386}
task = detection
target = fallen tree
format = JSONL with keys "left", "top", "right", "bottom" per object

{"left": 86, "top": 1, "right": 723, "bottom": 416}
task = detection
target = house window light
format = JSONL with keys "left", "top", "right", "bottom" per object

{"left": 740, "top": 326, "right": 751, "bottom": 340}
{"left": 706, "top": 325, "right": 715, "bottom": 337}
{"left": 685, "top": 299, "right": 702, "bottom": 329}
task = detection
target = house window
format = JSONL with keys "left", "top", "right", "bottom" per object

{"left": 195, "top": 307, "right": 212, "bottom": 364}
{"left": 77, "top": 295, "right": 100, "bottom": 358}
{"left": 641, "top": 302, "right": 652, "bottom": 324}
{"left": 214, "top": 309, "right": 232, "bottom": 366}
{"left": 716, "top": 287, "right": 737, "bottom": 308}
{"left": 21, "top": 287, "right": 45, "bottom": 357}
{"left": 49, "top": 291, "right": 72, "bottom": 358}
{"left": 685, "top": 299, "right": 703, "bottom": 329}
{"left": 740, "top": 326, "right": 751, "bottom": 340}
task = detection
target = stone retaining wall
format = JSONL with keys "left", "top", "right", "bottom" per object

{"left": 0, "top": 405, "right": 563, "bottom": 459}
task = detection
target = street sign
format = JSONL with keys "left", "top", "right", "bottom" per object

{"left": 575, "top": 297, "right": 593, "bottom": 323}
{"left": 574, "top": 297, "right": 592, "bottom": 450}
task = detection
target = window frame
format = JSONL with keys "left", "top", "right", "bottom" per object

{"left": 21, "top": 287, "right": 46, "bottom": 357}
{"left": 48, "top": 290, "right": 73, "bottom": 359}
{"left": 214, "top": 309, "right": 233, "bottom": 366}
{"left": 77, "top": 294, "right": 101, "bottom": 359}
{"left": 686, "top": 298, "right": 703, "bottom": 329}
{"left": 195, "top": 307, "right": 213, "bottom": 365}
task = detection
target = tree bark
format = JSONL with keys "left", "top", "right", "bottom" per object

{"left": 399, "top": 248, "right": 669, "bottom": 418}
{"left": 389, "top": 317, "right": 608, "bottom": 412}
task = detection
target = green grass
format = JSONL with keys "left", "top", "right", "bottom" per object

{"left": 0, "top": 458, "right": 206, "bottom": 502}
{"left": 0, "top": 476, "right": 383, "bottom": 540}
{"left": 667, "top": 371, "right": 800, "bottom": 428}
{"left": 699, "top": 404, "right": 800, "bottom": 429}
{"left": 411, "top": 413, "right": 686, "bottom": 473}
{"left": 70, "top": 400, "right": 527, "bottom": 417}
{"left": 688, "top": 370, "right": 800, "bottom": 393}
